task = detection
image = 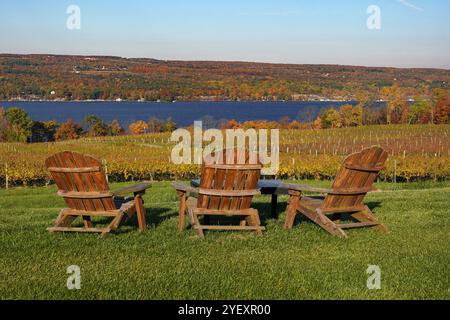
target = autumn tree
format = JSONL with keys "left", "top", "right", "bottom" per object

{"left": 433, "top": 89, "right": 450, "bottom": 124}
{"left": 340, "top": 104, "right": 354, "bottom": 127}
{"left": 163, "top": 117, "right": 177, "bottom": 132}
{"left": 0, "top": 107, "right": 9, "bottom": 142}
{"left": 4, "top": 107, "right": 33, "bottom": 142}
{"left": 85, "top": 114, "right": 108, "bottom": 137}
{"left": 129, "top": 120, "right": 148, "bottom": 135}
{"left": 320, "top": 108, "right": 341, "bottom": 128}
{"left": 312, "top": 116, "right": 322, "bottom": 129}
{"left": 355, "top": 90, "right": 370, "bottom": 125}
{"left": 147, "top": 117, "right": 164, "bottom": 133}
{"left": 108, "top": 119, "right": 124, "bottom": 136}
{"left": 381, "top": 85, "right": 405, "bottom": 124}
{"left": 409, "top": 99, "right": 433, "bottom": 124}
{"left": 31, "top": 120, "right": 58, "bottom": 142}
{"left": 54, "top": 119, "right": 83, "bottom": 141}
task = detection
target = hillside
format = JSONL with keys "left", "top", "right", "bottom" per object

{"left": 0, "top": 54, "right": 449, "bottom": 101}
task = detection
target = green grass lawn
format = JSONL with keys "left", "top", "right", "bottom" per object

{"left": 0, "top": 180, "right": 449, "bottom": 300}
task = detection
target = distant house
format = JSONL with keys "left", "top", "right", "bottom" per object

{"left": 50, "top": 91, "right": 56, "bottom": 95}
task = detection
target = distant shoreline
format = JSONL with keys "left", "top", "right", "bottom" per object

{"left": 1, "top": 99, "right": 361, "bottom": 103}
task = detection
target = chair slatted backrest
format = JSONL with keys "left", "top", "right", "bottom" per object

{"left": 198, "top": 150, "right": 262, "bottom": 211}
{"left": 45, "top": 151, "right": 116, "bottom": 212}
{"left": 323, "top": 146, "right": 388, "bottom": 211}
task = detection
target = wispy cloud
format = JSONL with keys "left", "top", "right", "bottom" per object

{"left": 397, "top": 0, "right": 424, "bottom": 12}
{"left": 236, "top": 11, "right": 302, "bottom": 17}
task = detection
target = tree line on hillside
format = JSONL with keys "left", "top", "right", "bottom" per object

{"left": 0, "top": 54, "right": 449, "bottom": 102}
{"left": 0, "top": 90, "right": 448, "bottom": 143}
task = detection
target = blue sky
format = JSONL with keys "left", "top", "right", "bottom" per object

{"left": 0, "top": 0, "right": 449, "bottom": 68}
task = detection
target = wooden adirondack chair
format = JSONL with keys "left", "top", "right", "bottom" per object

{"left": 172, "top": 150, "right": 265, "bottom": 238}
{"left": 45, "top": 151, "right": 151, "bottom": 237}
{"left": 283, "top": 146, "right": 388, "bottom": 238}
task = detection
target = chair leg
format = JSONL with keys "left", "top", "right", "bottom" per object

{"left": 189, "top": 209, "right": 204, "bottom": 238}
{"left": 82, "top": 216, "right": 93, "bottom": 228}
{"left": 246, "top": 209, "right": 263, "bottom": 236}
{"left": 49, "top": 209, "right": 77, "bottom": 232}
{"left": 284, "top": 191, "right": 301, "bottom": 229}
{"left": 301, "top": 208, "right": 348, "bottom": 238}
{"left": 99, "top": 212, "right": 125, "bottom": 238}
{"left": 177, "top": 191, "right": 187, "bottom": 231}
{"left": 134, "top": 194, "right": 147, "bottom": 231}
{"left": 352, "top": 206, "right": 388, "bottom": 233}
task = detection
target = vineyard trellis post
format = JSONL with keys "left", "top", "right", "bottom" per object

{"left": 393, "top": 159, "right": 397, "bottom": 184}
{"left": 5, "top": 163, "right": 8, "bottom": 189}
{"left": 103, "top": 159, "right": 109, "bottom": 183}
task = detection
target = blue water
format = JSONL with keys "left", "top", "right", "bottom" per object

{"left": 0, "top": 101, "right": 359, "bottom": 127}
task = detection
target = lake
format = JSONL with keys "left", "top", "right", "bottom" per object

{"left": 0, "top": 101, "right": 361, "bottom": 127}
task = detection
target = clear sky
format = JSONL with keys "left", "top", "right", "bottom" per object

{"left": 1, "top": 0, "right": 449, "bottom": 68}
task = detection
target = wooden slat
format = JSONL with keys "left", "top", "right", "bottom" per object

{"left": 209, "top": 166, "right": 226, "bottom": 210}
{"left": 195, "top": 208, "right": 256, "bottom": 215}
{"left": 46, "top": 153, "right": 77, "bottom": 210}
{"left": 219, "top": 167, "right": 236, "bottom": 210}
{"left": 48, "top": 166, "right": 101, "bottom": 173}
{"left": 205, "top": 164, "right": 262, "bottom": 170}
{"left": 80, "top": 151, "right": 116, "bottom": 211}
{"left": 321, "top": 205, "right": 366, "bottom": 214}
{"left": 198, "top": 165, "right": 215, "bottom": 209}
{"left": 328, "top": 187, "right": 375, "bottom": 195}
{"left": 56, "top": 152, "right": 85, "bottom": 211}
{"left": 62, "top": 210, "right": 119, "bottom": 217}
{"left": 344, "top": 164, "right": 385, "bottom": 172}
{"left": 241, "top": 166, "right": 261, "bottom": 209}
{"left": 199, "top": 188, "right": 261, "bottom": 197}
{"left": 72, "top": 151, "right": 104, "bottom": 212}
{"left": 57, "top": 190, "right": 113, "bottom": 199}
{"left": 62, "top": 151, "right": 94, "bottom": 212}
{"left": 230, "top": 165, "right": 247, "bottom": 210}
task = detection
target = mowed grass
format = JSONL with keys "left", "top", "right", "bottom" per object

{"left": 0, "top": 180, "right": 449, "bottom": 300}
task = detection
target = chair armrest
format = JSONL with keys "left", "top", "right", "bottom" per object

{"left": 282, "top": 183, "right": 333, "bottom": 194}
{"left": 171, "top": 182, "right": 198, "bottom": 194}
{"left": 112, "top": 183, "right": 151, "bottom": 196}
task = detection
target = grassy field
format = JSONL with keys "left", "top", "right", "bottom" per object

{"left": 0, "top": 180, "right": 449, "bottom": 300}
